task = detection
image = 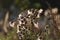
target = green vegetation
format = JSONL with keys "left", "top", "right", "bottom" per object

{"left": 0, "top": 26, "right": 18, "bottom": 40}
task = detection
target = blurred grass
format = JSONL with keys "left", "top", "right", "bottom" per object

{"left": 0, "top": 26, "right": 18, "bottom": 40}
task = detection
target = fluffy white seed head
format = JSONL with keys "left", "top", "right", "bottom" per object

{"left": 27, "top": 10, "right": 32, "bottom": 15}
{"left": 52, "top": 8, "right": 58, "bottom": 14}
{"left": 38, "top": 9, "right": 43, "bottom": 14}
{"left": 44, "top": 9, "right": 50, "bottom": 16}
{"left": 19, "top": 14, "right": 22, "bottom": 18}
{"left": 36, "top": 9, "right": 43, "bottom": 18}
